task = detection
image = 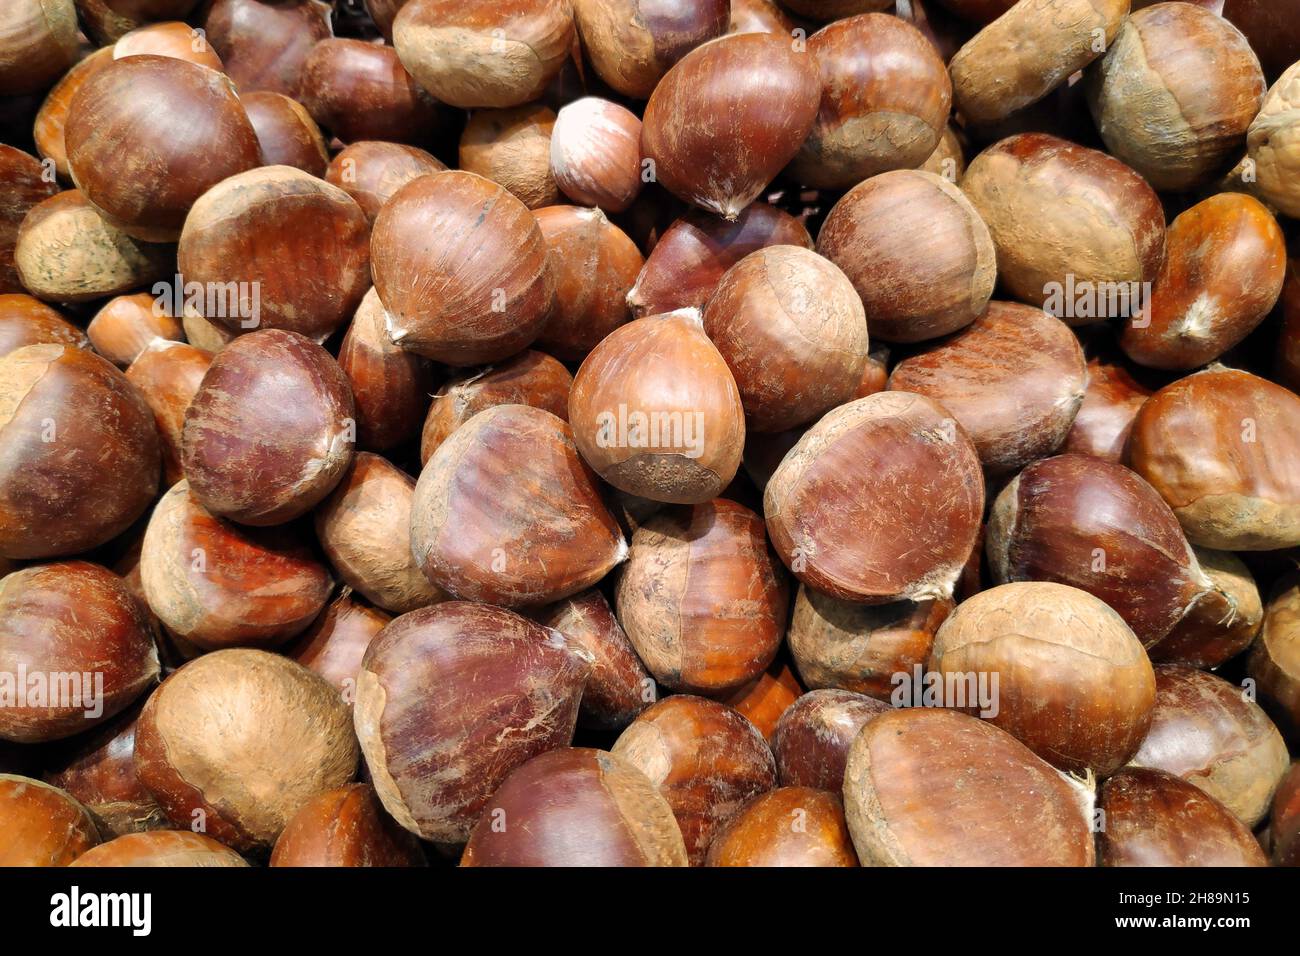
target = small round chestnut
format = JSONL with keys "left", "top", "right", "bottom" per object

{"left": 202, "top": 0, "right": 333, "bottom": 97}
{"left": 550, "top": 97, "right": 643, "bottom": 213}
{"left": 0, "top": 775, "right": 100, "bottom": 866}
{"left": 0, "top": 144, "right": 60, "bottom": 292}
{"left": 87, "top": 292, "right": 184, "bottom": 368}
{"left": 771, "top": 689, "right": 890, "bottom": 792}
{"left": 286, "top": 591, "right": 391, "bottom": 702}
{"left": 0, "top": 0, "right": 79, "bottom": 97}
{"left": 707, "top": 787, "right": 858, "bottom": 867}
{"left": 70, "top": 830, "right": 248, "bottom": 867}
{"left": 240, "top": 91, "right": 330, "bottom": 177}
{"left": 458, "top": 104, "right": 560, "bottom": 210}
{"left": 1062, "top": 352, "right": 1152, "bottom": 462}
{"left": 326, "top": 142, "right": 447, "bottom": 225}
{"left": 270, "top": 784, "right": 426, "bottom": 867}
{"left": 0, "top": 294, "right": 88, "bottom": 357}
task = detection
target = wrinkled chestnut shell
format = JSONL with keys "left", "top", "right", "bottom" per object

{"left": 271, "top": 784, "right": 427, "bottom": 867}
{"left": 0, "top": 145, "right": 60, "bottom": 292}
{"left": 286, "top": 590, "right": 390, "bottom": 700}
{"left": 772, "top": 689, "right": 890, "bottom": 791}
{"left": 706, "top": 787, "right": 859, "bottom": 867}
{"left": 326, "top": 142, "right": 447, "bottom": 225}
{"left": 458, "top": 104, "right": 560, "bottom": 210}
{"left": 0, "top": 294, "right": 88, "bottom": 357}
{"left": 125, "top": 340, "right": 212, "bottom": 487}
{"left": 612, "top": 695, "right": 777, "bottom": 866}
{"left": 241, "top": 91, "right": 330, "bottom": 178}
{"left": 0, "top": 775, "right": 100, "bottom": 866}
{"left": 87, "top": 292, "right": 184, "bottom": 368}
{"left": 843, "top": 707, "right": 1096, "bottom": 866}
{"left": 353, "top": 601, "right": 591, "bottom": 843}
{"left": 764, "top": 391, "right": 985, "bottom": 604}
{"left": 461, "top": 748, "right": 688, "bottom": 867}
{"left": 0, "top": 344, "right": 160, "bottom": 559}
{"left": 1062, "top": 353, "right": 1152, "bottom": 462}
{"left": 1249, "top": 574, "right": 1300, "bottom": 745}
{"left": 70, "top": 830, "right": 248, "bottom": 867}
{"left": 202, "top": 0, "right": 333, "bottom": 97}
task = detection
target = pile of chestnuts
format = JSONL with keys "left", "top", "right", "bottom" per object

{"left": 3, "top": 0, "right": 1300, "bottom": 871}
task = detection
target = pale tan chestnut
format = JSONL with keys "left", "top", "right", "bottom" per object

{"left": 87, "top": 292, "right": 184, "bottom": 368}
{"left": 569, "top": 308, "right": 745, "bottom": 504}
{"left": 411, "top": 404, "right": 626, "bottom": 607}
{"left": 550, "top": 97, "right": 643, "bottom": 213}
{"left": 1248, "top": 62, "right": 1300, "bottom": 218}
{"left": 458, "top": 104, "right": 560, "bottom": 210}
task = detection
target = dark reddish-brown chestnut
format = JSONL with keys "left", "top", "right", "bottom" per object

{"left": 353, "top": 601, "right": 592, "bottom": 843}
{"left": 0, "top": 294, "right": 87, "bottom": 357}
{"left": 771, "top": 689, "right": 889, "bottom": 791}
{"left": 0, "top": 145, "right": 59, "bottom": 292}
{"left": 182, "top": 329, "right": 356, "bottom": 526}
{"left": 270, "top": 784, "right": 426, "bottom": 867}
{"left": 1272, "top": 761, "right": 1300, "bottom": 865}
{"left": 641, "top": 33, "right": 819, "bottom": 219}
{"left": 0, "top": 344, "right": 159, "bottom": 559}
{"left": 1223, "top": 0, "right": 1300, "bottom": 81}
{"left": 65, "top": 55, "right": 260, "bottom": 242}
{"left": 71, "top": 830, "right": 248, "bottom": 867}
{"left": 286, "top": 591, "right": 390, "bottom": 702}
{"left": 0, "top": 0, "right": 79, "bottom": 96}
{"left": 730, "top": 0, "right": 797, "bottom": 33}
{"left": 140, "top": 481, "right": 334, "bottom": 650}
{"left": 612, "top": 695, "right": 776, "bottom": 865}
{"left": 372, "top": 170, "right": 556, "bottom": 365}
{"left": 241, "top": 91, "right": 329, "bottom": 177}
{"left": 707, "top": 787, "right": 858, "bottom": 867}
{"left": 764, "top": 391, "right": 984, "bottom": 603}
{"left": 202, "top": 0, "right": 333, "bottom": 97}
{"left": 1250, "top": 574, "right": 1300, "bottom": 745}
{"left": 616, "top": 499, "right": 788, "bottom": 694}
{"left": 326, "top": 142, "right": 447, "bottom": 225}
{"left": 1063, "top": 352, "right": 1152, "bottom": 462}
{"left": 458, "top": 104, "right": 560, "bottom": 210}
{"left": 125, "top": 340, "right": 212, "bottom": 487}
{"left": 87, "top": 292, "right": 184, "bottom": 368}
{"left": 550, "top": 97, "right": 643, "bottom": 213}
{"left": 412, "top": 404, "right": 625, "bottom": 607}
{"left": 136, "top": 648, "right": 359, "bottom": 852}
{"left": 843, "top": 707, "right": 1096, "bottom": 866}
{"left": 1149, "top": 548, "right": 1263, "bottom": 669}
{"left": 1126, "top": 366, "right": 1300, "bottom": 550}
{"left": 818, "top": 170, "right": 996, "bottom": 343}
{"left": 0, "top": 775, "right": 100, "bottom": 866}
{"left": 461, "top": 748, "right": 688, "bottom": 867}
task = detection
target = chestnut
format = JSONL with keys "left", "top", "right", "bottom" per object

{"left": 0, "top": 775, "right": 100, "bottom": 866}
{"left": 136, "top": 648, "right": 358, "bottom": 852}
{"left": 0, "top": 294, "right": 88, "bottom": 356}
{"left": 71, "top": 830, "right": 248, "bottom": 867}
{"left": 1126, "top": 366, "right": 1300, "bottom": 550}
{"left": 789, "top": 14, "right": 952, "bottom": 190}
{"left": 65, "top": 55, "right": 261, "bottom": 242}
{"left": 394, "top": 0, "right": 575, "bottom": 109}
{"left": 125, "top": 340, "right": 212, "bottom": 487}
{"left": 0, "top": 144, "right": 60, "bottom": 293}
{"left": 534, "top": 205, "right": 643, "bottom": 359}
{"left": 412, "top": 404, "right": 626, "bottom": 607}
{"left": 535, "top": 589, "right": 654, "bottom": 730}
{"left": 920, "top": 123, "right": 967, "bottom": 181}
{"left": 372, "top": 170, "right": 556, "bottom": 366}
{"left": 569, "top": 309, "right": 746, "bottom": 504}
{"left": 14, "top": 190, "right": 173, "bottom": 304}
{"left": 1273, "top": 761, "right": 1300, "bottom": 866}
{"left": 316, "top": 453, "right": 443, "bottom": 615}
{"left": 34, "top": 47, "right": 114, "bottom": 181}
{"left": 616, "top": 499, "right": 788, "bottom": 694}
{"left": 721, "top": 659, "right": 804, "bottom": 742}
{"left": 241, "top": 91, "right": 330, "bottom": 178}
{"left": 338, "top": 288, "right": 433, "bottom": 452}
{"left": 1062, "top": 352, "right": 1152, "bottom": 462}
{"left": 353, "top": 601, "right": 591, "bottom": 842}
{"left": 1085, "top": 3, "right": 1265, "bottom": 192}
{"left": 113, "top": 20, "right": 224, "bottom": 70}
{"left": 1249, "top": 573, "right": 1300, "bottom": 744}
{"left": 87, "top": 292, "right": 184, "bottom": 368}
{"left": 764, "top": 391, "right": 985, "bottom": 604}
{"left": 949, "top": 0, "right": 1125, "bottom": 126}
{"left": 987, "top": 454, "right": 1221, "bottom": 647}
{"left": 1127, "top": 665, "right": 1289, "bottom": 828}
{"left": 140, "top": 481, "right": 334, "bottom": 650}
{"left": 458, "top": 104, "right": 560, "bottom": 210}
{"left": 888, "top": 302, "right": 1086, "bottom": 473}
{"left": 960, "top": 134, "right": 1166, "bottom": 317}
{"left": 843, "top": 708, "right": 1096, "bottom": 866}
{"left": 181, "top": 308, "right": 234, "bottom": 353}
{"left": 817, "top": 170, "right": 996, "bottom": 343}
{"left": 931, "top": 581, "right": 1155, "bottom": 775}
{"left": 77, "top": 0, "right": 204, "bottom": 45}
{"left": 420, "top": 349, "right": 572, "bottom": 465}
{"left": 0, "top": 0, "right": 79, "bottom": 96}
{"left": 628, "top": 203, "right": 813, "bottom": 318}
{"left": 366, "top": 0, "right": 409, "bottom": 40}
{"left": 706, "top": 787, "right": 858, "bottom": 867}
{"left": 730, "top": 0, "right": 798, "bottom": 34}
{"left": 612, "top": 695, "right": 777, "bottom": 865}
{"left": 788, "top": 588, "right": 952, "bottom": 698}
{"left": 550, "top": 97, "right": 643, "bottom": 213}
{"left": 571, "top": 0, "right": 729, "bottom": 99}
{"left": 1122, "top": 194, "right": 1286, "bottom": 370}
{"left": 271, "top": 784, "right": 426, "bottom": 867}
{"left": 202, "top": 0, "right": 333, "bottom": 97}
{"left": 461, "top": 748, "right": 688, "bottom": 867}
{"left": 326, "top": 141, "right": 447, "bottom": 225}
{"left": 182, "top": 329, "right": 356, "bottom": 526}
{"left": 0, "top": 344, "right": 159, "bottom": 559}
{"left": 178, "top": 166, "right": 370, "bottom": 343}
{"left": 1246, "top": 61, "right": 1300, "bottom": 220}
{"left": 0, "top": 561, "right": 159, "bottom": 743}
{"left": 1224, "top": 0, "right": 1300, "bottom": 82}
{"left": 1099, "top": 768, "right": 1268, "bottom": 867}
{"left": 299, "top": 38, "right": 448, "bottom": 147}
{"left": 703, "top": 245, "right": 868, "bottom": 433}
{"left": 1150, "top": 548, "right": 1263, "bottom": 669}
{"left": 771, "top": 689, "right": 889, "bottom": 791}
{"left": 641, "top": 33, "right": 819, "bottom": 219}
{"left": 286, "top": 591, "right": 390, "bottom": 701}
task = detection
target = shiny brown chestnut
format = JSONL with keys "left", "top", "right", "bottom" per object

{"left": 202, "top": 0, "right": 333, "bottom": 97}
{"left": 641, "top": 32, "right": 819, "bottom": 219}
{"left": 931, "top": 581, "right": 1155, "bottom": 775}
{"left": 572, "top": 0, "right": 729, "bottom": 99}
{"left": 70, "top": 830, "right": 248, "bottom": 867}
{"left": 286, "top": 591, "right": 390, "bottom": 702}
{"left": 182, "top": 329, "right": 356, "bottom": 526}
{"left": 0, "top": 775, "right": 100, "bottom": 866}
{"left": 270, "top": 784, "right": 426, "bottom": 867}
{"left": 412, "top": 404, "right": 626, "bottom": 607}
{"left": 771, "top": 689, "right": 889, "bottom": 791}
{"left": 326, "top": 142, "right": 446, "bottom": 225}
{"left": 730, "top": 0, "right": 798, "bottom": 33}
{"left": 706, "top": 787, "right": 858, "bottom": 867}
{"left": 354, "top": 601, "right": 591, "bottom": 843}
{"left": 0, "top": 144, "right": 59, "bottom": 292}
{"left": 721, "top": 659, "right": 803, "bottom": 742}
{"left": 125, "top": 340, "right": 212, "bottom": 487}
{"left": 1126, "top": 366, "right": 1300, "bottom": 550}
{"left": 33, "top": 47, "right": 114, "bottom": 181}
{"left": 1062, "top": 352, "right": 1152, "bottom": 462}
{"left": 241, "top": 92, "right": 329, "bottom": 178}
{"left": 76, "top": 0, "right": 204, "bottom": 45}
{"left": 1249, "top": 573, "right": 1300, "bottom": 744}
{"left": 140, "top": 481, "right": 334, "bottom": 650}
{"left": 87, "top": 292, "right": 183, "bottom": 368}
{"left": 0, "top": 344, "right": 159, "bottom": 559}
{"left": 113, "top": 20, "right": 224, "bottom": 70}
{"left": 461, "top": 748, "right": 688, "bottom": 867}
{"left": 366, "top": 0, "right": 409, "bottom": 40}
{"left": 616, "top": 499, "right": 788, "bottom": 694}
{"left": 0, "top": 294, "right": 88, "bottom": 357}
{"left": 1224, "top": 0, "right": 1300, "bottom": 81}
{"left": 789, "top": 14, "right": 951, "bottom": 190}
{"left": 1149, "top": 548, "right": 1263, "bottom": 669}
{"left": 0, "top": 0, "right": 79, "bottom": 96}
{"left": 136, "top": 648, "right": 359, "bottom": 852}
{"left": 550, "top": 97, "right": 643, "bottom": 213}
{"left": 612, "top": 695, "right": 777, "bottom": 865}
{"left": 818, "top": 170, "right": 996, "bottom": 343}
{"left": 458, "top": 104, "right": 560, "bottom": 210}
{"left": 65, "top": 55, "right": 260, "bottom": 242}
{"left": 764, "top": 391, "right": 984, "bottom": 603}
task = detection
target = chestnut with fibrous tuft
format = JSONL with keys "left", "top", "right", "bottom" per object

{"left": 1150, "top": 547, "right": 1263, "bottom": 669}
{"left": 201, "top": 0, "right": 332, "bottom": 97}
{"left": 641, "top": 32, "right": 820, "bottom": 219}
{"left": 550, "top": 97, "right": 643, "bottom": 213}
{"left": 0, "top": 775, "right": 100, "bottom": 866}
{"left": 412, "top": 404, "right": 626, "bottom": 607}
{"left": 71, "top": 830, "right": 248, "bottom": 867}
{"left": 271, "top": 784, "right": 427, "bottom": 867}
{"left": 706, "top": 787, "right": 859, "bottom": 867}
{"left": 326, "top": 142, "right": 447, "bottom": 225}
{"left": 353, "top": 601, "right": 592, "bottom": 843}
{"left": 771, "top": 689, "right": 890, "bottom": 792}
{"left": 459, "top": 105, "right": 560, "bottom": 210}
